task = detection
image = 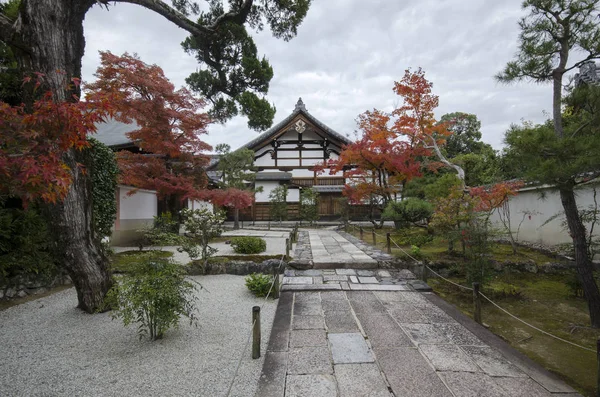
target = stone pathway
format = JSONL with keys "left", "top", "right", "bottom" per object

{"left": 281, "top": 268, "right": 431, "bottom": 292}
{"left": 290, "top": 229, "right": 395, "bottom": 270}
{"left": 256, "top": 288, "right": 581, "bottom": 397}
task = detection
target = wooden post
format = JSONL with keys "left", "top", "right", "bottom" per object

{"left": 268, "top": 220, "right": 271, "bottom": 231}
{"left": 286, "top": 238, "right": 290, "bottom": 257}
{"left": 473, "top": 282, "right": 482, "bottom": 325}
{"left": 252, "top": 306, "right": 261, "bottom": 359}
{"left": 386, "top": 233, "right": 392, "bottom": 254}
{"left": 273, "top": 268, "right": 280, "bottom": 299}
{"left": 345, "top": 223, "right": 348, "bottom": 233}
{"left": 421, "top": 263, "right": 428, "bottom": 283}
{"left": 597, "top": 338, "right": 600, "bottom": 397}
{"left": 372, "top": 229, "right": 376, "bottom": 246}
{"left": 360, "top": 226, "right": 364, "bottom": 240}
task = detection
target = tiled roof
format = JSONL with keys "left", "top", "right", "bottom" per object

{"left": 241, "top": 98, "right": 352, "bottom": 150}
{"left": 93, "top": 118, "right": 139, "bottom": 147}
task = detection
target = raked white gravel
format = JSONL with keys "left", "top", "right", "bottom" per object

{"left": 0, "top": 275, "right": 276, "bottom": 397}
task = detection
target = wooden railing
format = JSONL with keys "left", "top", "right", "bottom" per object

{"left": 290, "top": 177, "right": 344, "bottom": 187}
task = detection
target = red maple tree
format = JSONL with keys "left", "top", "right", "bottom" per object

{"left": 85, "top": 52, "right": 212, "bottom": 210}
{"left": 0, "top": 75, "right": 116, "bottom": 205}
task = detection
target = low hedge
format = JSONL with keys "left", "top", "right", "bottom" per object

{"left": 230, "top": 237, "right": 266, "bottom": 254}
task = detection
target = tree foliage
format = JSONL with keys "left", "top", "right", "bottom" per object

{"left": 212, "top": 143, "right": 256, "bottom": 228}
{"left": 269, "top": 185, "right": 288, "bottom": 222}
{"left": 439, "top": 112, "right": 485, "bottom": 157}
{"left": 382, "top": 198, "right": 433, "bottom": 229}
{"left": 180, "top": 0, "right": 310, "bottom": 130}
{"left": 86, "top": 52, "right": 212, "bottom": 202}
{"left": 299, "top": 188, "right": 319, "bottom": 224}
{"left": 105, "top": 258, "right": 199, "bottom": 341}
{"left": 178, "top": 208, "right": 225, "bottom": 263}
{"left": 0, "top": 77, "right": 115, "bottom": 205}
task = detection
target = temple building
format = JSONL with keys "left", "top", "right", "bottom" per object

{"left": 219, "top": 98, "right": 352, "bottom": 221}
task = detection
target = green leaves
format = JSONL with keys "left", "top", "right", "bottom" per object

{"left": 105, "top": 258, "right": 199, "bottom": 341}
{"left": 182, "top": 0, "right": 311, "bottom": 130}
{"left": 88, "top": 138, "right": 118, "bottom": 241}
{"left": 230, "top": 236, "right": 266, "bottom": 254}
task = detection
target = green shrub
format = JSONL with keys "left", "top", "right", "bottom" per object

{"left": 105, "top": 258, "right": 199, "bottom": 340}
{"left": 109, "top": 250, "right": 174, "bottom": 274}
{"left": 245, "top": 273, "right": 273, "bottom": 297}
{"left": 138, "top": 212, "right": 182, "bottom": 249}
{"left": 0, "top": 206, "right": 57, "bottom": 283}
{"left": 178, "top": 209, "right": 225, "bottom": 262}
{"left": 382, "top": 198, "right": 433, "bottom": 229}
{"left": 410, "top": 245, "right": 422, "bottom": 260}
{"left": 230, "top": 236, "right": 266, "bottom": 254}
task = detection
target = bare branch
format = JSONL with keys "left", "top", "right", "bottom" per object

{"left": 424, "top": 137, "right": 466, "bottom": 188}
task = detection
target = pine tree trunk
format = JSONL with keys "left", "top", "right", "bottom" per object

{"left": 18, "top": 0, "right": 112, "bottom": 313}
{"left": 560, "top": 187, "right": 600, "bottom": 327}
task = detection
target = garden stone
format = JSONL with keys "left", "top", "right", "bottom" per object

{"left": 17, "top": 290, "right": 27, "bottom": 298}
{"left": 5, "top": 288, "right": 16, "bottom": 298}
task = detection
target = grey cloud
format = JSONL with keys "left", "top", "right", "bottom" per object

{"left": 82, "top": 0, "right": 560, "bottom": 152}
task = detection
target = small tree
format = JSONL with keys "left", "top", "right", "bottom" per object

{"left": 214, "top": 143, "right": 257, "bottom": 229}
{"left": 269, "top": 185, "right": 288, "bottom": 223}
{"left": 178, "top": 208, "right": 225, "bottom": 264}
{"left": 382, "top": 198, "right": 433, "bottom": 230}
{"left": 105, "top": 258, "right": 198, "bottom": 341}
{"left": 299, "top": 188, "right": 319, "bottom": 225}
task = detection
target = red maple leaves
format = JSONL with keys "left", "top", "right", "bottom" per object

{"left": 85, "top": 52, "right": 212, "bottom": 201}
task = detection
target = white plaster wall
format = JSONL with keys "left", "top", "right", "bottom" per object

{"left": 254, "top": 155, "right": 274, "bottom": 167}
{"left": 119, "top": 186, "right": 157, "bottom": 221}
{"left": 188, "top": 200, "right": 213, "bottom": 212}
{"left": 489, "top": 184, "right": 600, "bottom": 246}
{"left": 255, "top": 181, "right": 300, "bottom": 202}
{"left": 255, "top": 181, "right": 280, "bottom": 202}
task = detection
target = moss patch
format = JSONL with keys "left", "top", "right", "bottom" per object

{"left": 109, "top": 250, "right": 174, "bottom": 274}
{"left": 429, "top": 273, "right": 599, "bottom": 396}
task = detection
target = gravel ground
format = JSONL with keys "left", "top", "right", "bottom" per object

{"left": 0, "top": 275, "right": 277, "bottom": 397}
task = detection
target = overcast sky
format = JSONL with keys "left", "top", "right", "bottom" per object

{"left": 82, "top": 0, "right": 560, "bottom": 152}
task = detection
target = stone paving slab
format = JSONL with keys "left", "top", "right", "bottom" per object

{"left": 419, "top": 344, "right": 480, "bottom": 372}
{"left": 493, "top": 377, "right": 554, "bottom": 397}
{"left": 289, "top": 329, "right": 327, "bottom": 348}
{"left": 257, "top": 289, "right": 580, "bottom": 397}
{"left": 355, "top": 313, "right": 413, "bottom": 349}
{"left": 438, "top": 371, "right": 508, "bottom": 397}
{"left": 288, "top": 347, "right": 333, "bottom": 375}
{"left": 401, "top": 323, "right": 450, "bottom": 344}
{"left": 292, "top": 315, "right": 325, "bottom": 330}
{"left": 324, "top": 312, "right": 360, "bottom": 333}
{"left": 377, "top": 347, "right": 453, "bottom": 397}
{"left": 255, "top": 351, "right": 288, "bottom": 397}
{"left": 329, "top": 333, "right": 375, "bottom": 364}
{"left": 334, "top": 363, "right": 390, "bottom": 397}
{"left": 285, "top": 374, "right": 337, "bottom": 397}
{"left": 461, "top": 345, "right": 527, "bottom": 377}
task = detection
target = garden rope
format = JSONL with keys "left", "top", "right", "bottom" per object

{"left": 425, "top": 265, "right": 474, "bottom": 291}
{"left": 225, "top": 254, "right": 286, "bottom": 397}
{"left": 478, "top": 292, "right": 595, "bottom": 353}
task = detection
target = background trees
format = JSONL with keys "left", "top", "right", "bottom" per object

{"left": 0, "top": 0, "right": 311, "bottom": 312}
{"left": 212, "top": 143, "right": 257, "bottom": 229}
{"left": 497, "top": 0, "right": 600, "bottom": 327}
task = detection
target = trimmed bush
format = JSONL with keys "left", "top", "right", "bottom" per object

{"left": 245, "top": 273, "right": 273, "bottom": 297}
{"left": 230, "top": 236, "right": 266, "bottom": 254}
{"left": 382, "top": 198, "right": 433, "bottom": 229}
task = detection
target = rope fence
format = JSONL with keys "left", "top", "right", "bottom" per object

{"left": 225, "top": 254, "right": 286, "bottom": 397}
{"left": 345, "top": 223, "right": 596, "bottom": 355}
